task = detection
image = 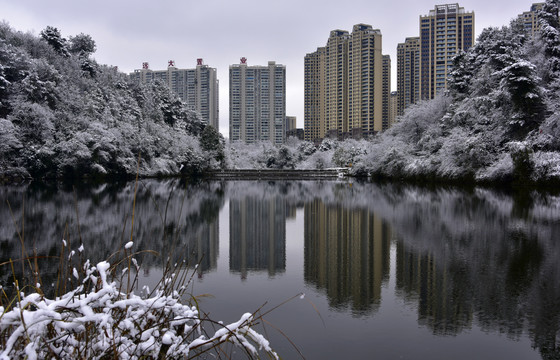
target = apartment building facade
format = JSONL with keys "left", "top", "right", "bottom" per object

{"left": 518, "top": 3, "right": 545, "bottom": 38}
{"left": 396, "top": 37, "right": 420, "bottom": 117}
{"left": 304, "top": 47, "right": 326, "bottom": 142}
{"left": 382, "top": 55, "right": 391, "bottom": 131}
{"left": 419, "top": 4, "right": 475, "bottom": 100}
{"left": 229, "top": 59, "right": 286, "bottom": 145}
{"left": 390, "top": 91, "right": 398, "bottom": 125}
{"left": 130, "top": 59, "right": 219, "bottom": 129}
{"left": 304, "top": 24, "right": 391, "bottom": 142}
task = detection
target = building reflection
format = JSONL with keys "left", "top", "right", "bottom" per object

{"left": 229, "top": 196, "right": 286, "bottom": 279}
{"left": 395, "top": 242, "right": 472, "bottom": 335}
{"left": 182, "top": 219, "right": 219, "bottom": 276}
{"left": 304, "top": 199, "right": 391, "bottom": 315}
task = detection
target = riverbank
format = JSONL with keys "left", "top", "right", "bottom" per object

{"left": 4, "top": 166, "right": 560, "bottom": 193}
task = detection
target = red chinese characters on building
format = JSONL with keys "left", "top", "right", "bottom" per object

{"left": 240, "top": 57, "right": 247, "bottom": 64}
{"left": 197, "top": 58, "right": 203, "bottom": 66}
{"left": 168, "top": 60, "right": 175, "bottom": 67}
{"left": 142, "top": 62, "right": 149, "bottom": 70}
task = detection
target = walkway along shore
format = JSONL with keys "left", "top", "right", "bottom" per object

{"left": 207, "top": 169, "right": 349, "bottom": 180}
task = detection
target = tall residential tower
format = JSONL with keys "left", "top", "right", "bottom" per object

{"left": 304, "top": 47, "right": 326, "bottom": 142}
{"left": 396, "top": 37, "right": 420, "bottom": 117}
{"left": 420, "top": 4, "right": 475, "bottom": 100}
{"left": 304, "top": 24, "right": 391, "bottom": 142}
{"left": 130, "top": 59, "right": 219, "bottom": 129}
{"left": 229, "top": 59, "right": 286, "bottom": 144}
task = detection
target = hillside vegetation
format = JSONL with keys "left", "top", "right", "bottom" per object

{"left": 0, "top": 23, "right": 222, "bottom": 182}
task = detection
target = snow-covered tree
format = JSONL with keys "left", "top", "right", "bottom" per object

{"left": 200, "top": 124, "right": 225, "bottom": 166}
{"left": 496, "top": 60, "right": 545, "bottom": 134}
{"left": 68, "top": 32, "right": 96, "bottom": 56}
{"left": 39, "top": 26, "right": 69, "bottom": 57}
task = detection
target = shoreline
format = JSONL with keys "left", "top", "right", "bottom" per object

{"left": 2, "top": 168, "right": 560, "bottom": 193}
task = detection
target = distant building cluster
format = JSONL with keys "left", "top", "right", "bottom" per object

{"left": 129, "top": 2, "right": 545, "bottom": 145}
{"left": 395, "top": 2, "right": 544, "bottom": 119}
{"left": 303, "top": 4, "right": 476, "bottom": 143}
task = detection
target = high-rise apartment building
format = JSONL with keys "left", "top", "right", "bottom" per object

{"left": 390, "top": 91, "right": 398, "bottom": 125}
{"left": 285, "top": 116, "right": 297, "bottom": 132}
{"left": 396, "top": 37, "right": 420, "bottom": 116}
{"left": 420, "top": 4, "right": 475, "bottom": 100}
{"left": 130, "top": 59, "right": 219, "bottom": 129}
{"left": 382, "top": 55, "right": 391, "bottom": 131}
{"left": 304, "top": 47, "right": 326, "bottom": 142}
{"left": 518, "top": 3, "right": 545, "bottom": 38}
{"left": 305, "top": 24, "right": 391, "bottom": 142}
{"left": 325, "top": 29, "right": 350, "bottom": 139}
{"left": 229, "top": 59, "right": 286, "bottom": 144}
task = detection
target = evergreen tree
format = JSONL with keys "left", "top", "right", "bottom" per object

{"left": 40, "top": 26, "right": 69, "bottom": 57}
{"left": 497, "top": 60, "right": 545, "bottom": 133}
{"left": 200, "top": 125, "right": 223, "bottom": 152}
{"left": 68, "top": 33, "right": 96, "bottom": 56}
{"left": 200, "top": 124, "right": 225, "bottom": 165}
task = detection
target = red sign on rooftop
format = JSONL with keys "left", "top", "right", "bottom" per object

{"left": 142, "top": 62, "right": 149, "bottom": 69}
{"left": 197, "top": 58, "right": 203, "bottom": 66}
{"left": 240, "top": 57, "right": 247, "bottom": 64}
{"left": 168, "top": 60, "right": 175, "bottom": 67}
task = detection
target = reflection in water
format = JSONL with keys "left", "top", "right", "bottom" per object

{"left": 374, "top": 185, "right": 560, "bottom": 359}
{"left": 396, "top": 243, "right": 474, "bottom": 335}
{"left": 229, "top": 196, "right": 286, "bottom": 278}
{"left": 304, "top": 200, "right": 390, "bottom": 315}
{"left": 0, "top": 180, "right": 223, "bottom": 286}
{"left": 2, "top": 180, "right": 560, "bottom": 359}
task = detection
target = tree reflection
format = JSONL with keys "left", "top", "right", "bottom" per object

{"left": 0, "top": 180, "right": 224, "bottom": 292}
{"left": 371, "top": 184, "right": 560, "bottom": 359}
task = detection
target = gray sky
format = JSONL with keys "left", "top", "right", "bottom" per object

{"left": 1, "top": 0, "right": 537, "bottom": 136}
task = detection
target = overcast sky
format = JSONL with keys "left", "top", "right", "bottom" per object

{"left": 1, "top": 0, "right": 538, "bottom": 136}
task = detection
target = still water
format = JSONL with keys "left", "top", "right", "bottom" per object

{"left": 1, "top": 179, "right": 559, "bottom": 359}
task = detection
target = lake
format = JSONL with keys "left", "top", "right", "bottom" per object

{"left": 1, "top": 179, "right": 559, "bottom": 359}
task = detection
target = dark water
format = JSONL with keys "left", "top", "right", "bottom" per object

{"left": 1, "top": 179, "right": 560, "bottom": 359}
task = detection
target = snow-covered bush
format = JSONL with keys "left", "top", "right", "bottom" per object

{"left": 225, "top": 141, "right": 276, "bottom": 169}
{"left": 0, "top": 241, "right": 279, "bottom": 359}
{"left": 532, "top": 151, "right": 560, "bottom": 180}
{"left": 476, "top": 152, "right": 514, "bottom": 182}
{"left": 297, "top": 149, "right": 334, "bottom": 170}
{"left": 224, "top": 137, "right": 373, "bottom": 171}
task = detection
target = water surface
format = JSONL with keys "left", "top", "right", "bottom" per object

{"left": 1, "top": 180, "right": 559, "bottom": 359}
